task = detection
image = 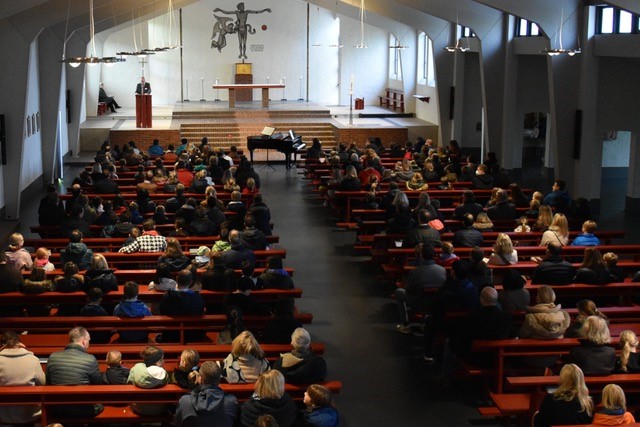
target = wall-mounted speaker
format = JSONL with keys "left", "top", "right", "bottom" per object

{"left": 0, "top": 114, "right": 6, "bottom": 165}
{"left": 573, "top": 109, "right": 582, "bottom": 159}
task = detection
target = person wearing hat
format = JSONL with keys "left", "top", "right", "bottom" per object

{"left": 128, "top": 346, "right": 169, "bottom": 415}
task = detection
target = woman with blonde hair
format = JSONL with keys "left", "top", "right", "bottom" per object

{"left": 568, "top": 316, "right": 616, "bottom": 375}
{"left": 220, "top": 331, "right": 269, "bottom": 383}
{"left": 240, "top": 370, "right": 297, "bottom": 427}
{"left": 157, "top": 238, "right": 190, "bottom": 272}
{"left": 592, "top": 384, "right": 636, "bottom": 425}
{"left": 534, "top": 364, "right": 593, "bottom": 427}
{"left": 617, "top": 330, "right": 640, "bottom": 373}
{"left": 519, "top": 285, "right": 570, "bottom": 339}
{"left": 84, "top": 253, "right": 118, "bottom": 294}
{"left": 171, "top": 349, "right": 200, "bottom": 390}
{"left": 488, "top": 233, "right": 518, "bottom": 265}
{"left": 540, "top": 213, "right": 569, "bottom": 246}
{"left": 533, "top": 205, "right": 553, "bottom": 231}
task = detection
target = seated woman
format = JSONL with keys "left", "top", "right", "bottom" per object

{"left": 171, "top": 349, "right": 200, "bottom": 390}
{"left": 220, "top": 331, "right": 270, "bottom": 383}
{"left": 273, "top": 328, "right": 327, "bottom": 384}
{"left": 497, "top": 269, "right": 530, "bottom": 312}
{"left": 533, "top": 364, "right": 593, "bottom": 427}
{"left": 519, "top": 285, "right": 570, "bottom": 339}
{"left": 240, "top": 370, "right": 297, "bottom": 427}
{"left": 487, "top": 233, "right": 518, "bottom": 265}
{"left": 565, "top": 299, "right": 609, "bottom": 338}
{"left": 393, "top": 158, "right": 414, "bottom": 182}
{"left": 339, "top": 165, "right": 361, "bottom": 191}
{"left": 532, "top": 204, "right": 553, "bottom": 231}
{"left": 567, "top": 315, "right": 616, "bottom": 376}
{"left": 406, "top": 172, "right": 429, "bottom": 191}
{"left": 386, "top": 192, "right": 415, "bottom": 233}
{"left": 157, "top": 238, "right": 191, "bottom": 272}
{"left": 540, "top": 213, "right": 569, "bottom": 246}
{"left": 573, "top": 247, "right": 614, "bottom": 284}
{"left": 592, "top": 384, "right": 636, "bottom": 425}
{"left": 149, "top": 262, "right": 178, "bottom": 292}
{"left": 616, "top": 330, "right": 640, "bottom": 373}
{"left": 472, "top": 212, "right": 494, "bottom": 233}
{"left": 83, "top": 253, "right": 118, "bottom": 294}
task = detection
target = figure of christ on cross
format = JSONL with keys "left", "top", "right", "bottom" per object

{"left": 213, "top": 2, "right": 271, "bottom": 60}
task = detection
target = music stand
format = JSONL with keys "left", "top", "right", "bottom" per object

{"left": 258, "top": 126, "right": 277, "bottom": 172}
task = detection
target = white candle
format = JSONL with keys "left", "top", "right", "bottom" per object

{"left": 351, "top": 74, "right": 355, "bottom": 84}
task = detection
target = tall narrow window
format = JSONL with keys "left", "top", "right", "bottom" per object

{"left": 417, "top": 32, "right": 435, "bottom": 87}
{"left": 601, "top": 7, "right": 615, "bottom": 33}
{"left": 516, "top": 18, "right": 542, "bottom": 37}
{"left": 620, "top": 10, "right": 633, "bottom": 33}
{"left": 389, "top": 34, "right": 402, "bottom": 80}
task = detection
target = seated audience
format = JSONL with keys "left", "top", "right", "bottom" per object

{"left": 175, "top": 361, "right": 239, "bottom": 427}
{"left": 171, "top": 349, "right": 200, "bottom": 390}
{"left": 486, "top": 189, "right": 517, "bottom": 221}
{"left": 571, "top": 220, "right": 601, "bottom": 246}
{"left": 519, "top": 285, "right": 570, "bottom": 339}
{"left": 105, "top": 350, "right": 130, "bottom": 384}
{"left": 497, "top": 269, "right": 530, "bottom": 312}
{"left": 158, "top": 269, "right": 205, "bottom": 343}
{"left": 542, "top": 179, "right": 572, "bottom": 214}
{"left": 467, "top": 246, "right": 492, "bottom": 291}
{"left": 33, "top": 247, "right": 55, "bottom": 271}
{"left": 157, "top": 237, "right": 191, "bottom": 272}
{"left": 84, "top": 253, "right": 118, "bottom": 294}
{"left": 616, "top": 330, "right": 640, "bottom": 373}
{"left": 224, "top": 277, "right": 272, "bottom": 316}
{"left": 531, "top": 243, "right": 576, "bottom": 285}
{"left": 0, "top": 331, "right": 46, "bottom": 425}
{"left": 303, "top": 384, "right": 340, "bottom": 427}
{"left": 565, "top": 299, "right": 609, "bottom": 339}
{"left": 487, "top": 233, "right": 518, "bottom": 265}
{"left": 127, "top": 346, "right": 169, "bottom": 415}
{"left": 513, "top": 216, "right": 531, "bottom": 232}
{"left": 149, "top": 262, "right": 178, "bottom": 292}
{"left": 119, "top": 219, "right": 167, "bottom": 253}
{"left": 533, "top": 363, "right": 593, "bottom": 427}
{"left": 453, "top": 190, "right": 484, "bottom": 220}
{"left": 567, "top": 315, "right": 616, "bottom": 376}
{"left": 436, "top": 242, "right": 459, "bottom": 267}
{"left": 540, "top": 213, "right": 570, "bottom": 246}
{"left": 220, "top": 331, "right": 270, "bottom": 383}
{"left": 453, "top": 213, "right": 484, "bottom": 248}
{"left": 61, "top": 229, "right": 94, "bottom": 270}
{"left": 592, "top": 384, "right": 636, "bottom": 425}
{"left": 402, "top": 209, "right": 442, "bottom": 249}
{"left": 573, "top": 247, "right": 614, "bottom": 284}
{"left": 220, "top": 230, "right": 256, "bottom": 269}
{"left": 5, "top": 233, "right": 33, "bottom": 272}
{"left": 603, "top": 252, "right": 626, "bottom": 282}
{"left": 113, "top": 281, "right": 152, "bottom": 342}
{"left": 241, "top": 214, "right": 268, "bottom": 250}
{"left": 257, "top": 256, "right": 294, "bottom": 289}
{"left": 240, "top": 370, "right": 296, "bottom": 427}
{"left": 533, "top": 205, "right": 553, "bottom": 231}
{"left": 273, "top": 327, "right": 327, "bottom": 384}
{"left": 472, "top": 212, "right": 494, "bottom": 232}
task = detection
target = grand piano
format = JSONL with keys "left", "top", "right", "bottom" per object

{"left": 246, "top": 129, "right": 306, "bottom": 170}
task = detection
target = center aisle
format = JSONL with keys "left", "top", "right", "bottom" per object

{"left": 259, "top": 165, "right": 486, "bottom": 426}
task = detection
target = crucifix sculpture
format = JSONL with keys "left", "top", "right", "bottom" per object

{"left": 212, "top": 2, "right": 271, "bottom": 60}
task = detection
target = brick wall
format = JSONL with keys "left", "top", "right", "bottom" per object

{"left": 108, "top": 129, "right": 181, "bottom": 151}
{"left": 334, "top": 127, "right": 408, "bottom": 146}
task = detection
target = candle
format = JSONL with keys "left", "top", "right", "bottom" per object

{"left": 351, "top": 74, "right": 355, "bottom": 84}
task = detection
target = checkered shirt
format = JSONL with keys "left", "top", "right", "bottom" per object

{"left": 119, "top": 233, "right": 167, "bottom": 253}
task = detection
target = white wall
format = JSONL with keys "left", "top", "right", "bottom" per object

{"left": 21, "top": 39, "right": 43, "bottom": 192}
{"left": 97, "top": 0, "right": 390, "bottom": 108}
{"left": 602, "top": 131, "right": 630, "bottom": 167}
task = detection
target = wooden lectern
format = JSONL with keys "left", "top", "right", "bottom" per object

{"left": 135, "top": 94, "right": 152, "bottom": 128}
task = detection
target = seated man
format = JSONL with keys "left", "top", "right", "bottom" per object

{"left": 119, "top": 219, "right": 167, "bottom": 253}
{"left": 570, "top": 220, "right": 601, "bottom": 246}
{"left": 395, "top": 243, "right": 446, "bottom": 334}
{"left": 60, "top": 229, "right": 94, "bottom": 270}
{"left": 175, "top": 361, "right": 238, "bottom": 427}
{"left": 158, "top": 269, "right": 205, "bottom": 342}
{"left": 273, "top": 327, "right": 327, "bottom": 384}
{"left": 46, "top": 327, "right": 104, "bottom": 417}
{"left": 486, "top": 189, "right": 517, "bottom": 221}
{"left": 257, "top": 256, "right": 294, "bottom": 289}
{"left": 147, "top": 139, "right": 165, "bottom": 157}
{"left": 543, "top": 179, "right": 571, "bottom": 213}
{"left": 241, "top": 214, "right": 268, "bottom": 251}
{"left": 98, "top": 82, "right": 120, "bottom": 112}
{"left": 531, "top": 242, "right": 576, "bottom": 285}
{"left": 402, "top": 209, "right": 442, "bottom": 249}
{"left": 220, "top": 230, "right": 256, "bottom": 269}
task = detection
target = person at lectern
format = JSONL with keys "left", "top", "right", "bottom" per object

{"left": 136, "top": 77, "right": 151, "bottom": 95}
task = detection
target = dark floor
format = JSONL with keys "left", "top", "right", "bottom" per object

{"left": 4, "top": 152, "right": 639, "bottom": 426}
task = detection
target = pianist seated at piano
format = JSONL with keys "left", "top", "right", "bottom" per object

{"left": 236, "top": 157, "right": 261, "bottom": 189}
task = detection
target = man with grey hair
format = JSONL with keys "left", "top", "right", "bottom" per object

{"left": 487, "top": 189, "right": 517, "bottom": 220}
{"left": 46, "top": 326, "right": 104, "bottom": 417}
{"left": 272, "top": 327, "right": 327, "bottom": 384}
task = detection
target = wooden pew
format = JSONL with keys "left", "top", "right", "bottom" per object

{"left": 0, "top": 314, "right": 313, "bottom": 344}
{"left": 25, "top": 235, "right": 280, "bottom": 252}
{"left": 0, "top": 382, "right": 342, "bottom": 425}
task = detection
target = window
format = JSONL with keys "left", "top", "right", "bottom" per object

{"left": 417, "top": 32, "right": 435, "bottom": 87}
{"left": 461, "top": 26, "right": 476, "bottom": 38}
{"left": 596, "top": 5, "right": 640, "bottom": 34}
{"left": 516, "top": 18, "right": 541, "bottom": 37}
{"left": 389, "top": 34, "right": 402, "bottom": 80}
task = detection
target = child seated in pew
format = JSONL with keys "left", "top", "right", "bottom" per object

{"left": 603, "top": 252, "right": 626, "bottom": 282}
{"left": 617, "top": 330, "right": 640, "bottom": 373}
{"left": 171, "top": 349, "right": 200, "bottom": 390}
{"left": 149, "top": 263, "right": 178, "bottom": 292}
{"left": 80, "top": 288, "right": 113, "bottom": 343}
{"left": 105, "top": 350, "right": 130, "bottom": 384}
{"left": 113, "top": 281, "right": 152, "bottom": 342}
{"left": 33, "top": 247, "right": 55, "bottom": 271}
{"left": 54, "top": 262, "right": 84, "bottom": 316}
{"left": 592, "top": 384, "right": 636, "bottom": 425}
{"left": 436, "top": 242, "right": 459, "bottom": 267}
{"left": 303, "top": 384, "right": 340, "bottom": 427}
{"left": 128, "top": 346, "right": 169, "bottom": 416}
{"left": 513, "top": 216, "right": 531, "bottom": 233}
{"left": 565, "top": 299, "right": 609, "bottom": 338}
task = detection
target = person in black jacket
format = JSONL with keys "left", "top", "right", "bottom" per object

{"left": 453, "top": 190, "right": 485, "bottom": 220}
{"left": 249, "top": 194, "right": 272, "bottom": 236}
{"left": 158, "top": 269, "right": 205, "bottom": 343}
{"left": 273, "top": 327, "right": 327, "bottom": 384}
{"left": 240, "top": 370, "right": 297, "bottom": 427}
{"left": 105, "top": 350, "right": 130, "bottom": 384}
{"left": 567, "top": 315, "right": 616, "bottom": 376}
{"left": 531, "top": 243, "right": 576, "bottom": 285}
{"left": 452, "top": 213, "right": 484, "bottom": 248}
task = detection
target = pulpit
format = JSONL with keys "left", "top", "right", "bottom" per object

{"left": 135, "top": 94, "right": 152, "bottom": 128}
